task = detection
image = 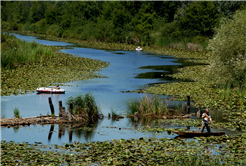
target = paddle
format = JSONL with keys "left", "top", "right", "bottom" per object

{"left": 211, "top": 123, "right": 220, "bottom": 135}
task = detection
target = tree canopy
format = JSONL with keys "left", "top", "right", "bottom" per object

{"left": 1, "top": 1, "right": 245, "bottom": 46}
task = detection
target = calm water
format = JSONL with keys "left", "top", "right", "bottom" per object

{"left": 1, "top": 33, "right": 226, "bottom": 145}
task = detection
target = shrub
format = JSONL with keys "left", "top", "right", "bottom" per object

{"left": 207, "top": 9, "right": 246, "bottom": 87}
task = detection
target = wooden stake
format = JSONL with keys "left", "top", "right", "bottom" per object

{"left": 59, "top": 101, "right": 62, "bottom": 118}
{"left": 68, "top": 103, "right": 73, "bottom": 121}
{"left": 62, "top": 107, "right": 66, "bottom": 119}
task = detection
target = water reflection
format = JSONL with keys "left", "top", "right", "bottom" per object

{"left": 47, "top": 120, "right": 101, "bottom": 142}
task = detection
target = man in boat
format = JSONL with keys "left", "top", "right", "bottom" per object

{"left": 54, "top": 85, "right": 60, "bottom": 90}
{"left": 200, "top": 108, "right": 213, "bottom": 133}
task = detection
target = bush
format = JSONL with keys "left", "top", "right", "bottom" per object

{"left": 207, "top": 9, "right": 246, "bottom": 87}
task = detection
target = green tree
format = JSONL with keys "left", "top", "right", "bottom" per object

{"left": 178, "top": 1, "right": 220, "bottom": 37}
{"left": 29, "top": 2, "right": 48, "bottom": 23}
{"left": 214, "top": 1, "right": 246, "bottom": 18}
{"left": 208, "top": 9, "right": 246, "bottom": 86}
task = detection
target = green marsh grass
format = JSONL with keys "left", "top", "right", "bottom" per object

{"left": 66, "top": 93, "right": 102, "bottom": 119}
{"left": 13, "top": 107, "right": 21, "bottom": 118}
{"left": 126, "top": 94, "right": 168, "bottom": 116}
{"left": 1, "top": 32, "right": 56, "bottom": 70}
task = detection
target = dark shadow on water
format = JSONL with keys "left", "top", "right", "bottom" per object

{"left": 136, "top": 58, "right": 208, "bottom": 81}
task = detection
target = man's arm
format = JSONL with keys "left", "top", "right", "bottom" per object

{"left": 209, "top": 118, "right": 213, "bottom": 125}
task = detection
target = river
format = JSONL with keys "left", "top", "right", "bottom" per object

{"left": 1, "top": 33, "right": 221, "bottom": 145}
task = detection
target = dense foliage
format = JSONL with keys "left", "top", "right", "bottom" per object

{"left": 208, "top": 9, "right": 246, "bottom": 88}
{"left": 2, "top": 1, "right": 245, "bottom": 48}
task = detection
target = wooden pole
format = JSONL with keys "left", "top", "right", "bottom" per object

{"left": 48, "top": 97, "right": 55, "bottom": 115}
{"left": 62, "top": 107, "right": 66, "bottom": 119}
{"left": 59, "top": 101, "right": 62, "bottom": 118}
{"left": 68, "top": 103, "right": 73, "bottom": 121}
{"left": 187, "top": 96, "right": 190, "bottom": 114}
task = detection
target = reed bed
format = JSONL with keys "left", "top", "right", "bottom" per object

{"left": 126, "top": 95, "right": 171, "bottom": 117}
{"left": 66, "top": 93, "right": 103, "bottom": 120}
{"left": 1, "top": 33, "right": 56, "bottom": 70}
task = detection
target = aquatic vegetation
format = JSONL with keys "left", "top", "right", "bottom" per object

{"left": 2, "top": 134, "right": 246, "bottom": 165}
{"left": 66, "top": 93, "right": 102, "bottom": 119}
{"left": 13, "top": 107, "right": 21, "bottom": 118}
{"left": 126, "top": 94, "right": 169, "bottom": 117}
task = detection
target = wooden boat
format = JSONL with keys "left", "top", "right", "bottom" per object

{"left": 36, "top": 87, "right": 65, "bottom": 94}
{"left": 173, "top": 131, "right": 225, "bottom": 137}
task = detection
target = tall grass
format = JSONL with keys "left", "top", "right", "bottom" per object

{"left": 126, "top": 95, "right": 168, "bottom": 116}
{"left": 66, "top": 93, "right": 102, "bottom": 119}
{"left": 1, "top": 32, "right": 56, "bottom": 70}
{"left": 13, "top": 107, "right": 21, "bottom": 118}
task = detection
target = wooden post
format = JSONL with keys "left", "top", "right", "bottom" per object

{"left": 48, "top": 97, "right": 55, "bottom": 115}
{"left": 62, "top": 107, "right": 66, "bottom": 119}
{"left": 59, "top": 101, "right": 62, "bottom": 118}
{"left": 187, "top": 96, "right": 190, "bottom": 114}
{"left": 68, "top": 103, "right": 73, "bottom": 121}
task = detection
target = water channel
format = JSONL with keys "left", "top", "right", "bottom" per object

{"left": 1, "top": 33, "right": 228, "bottom": 145}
